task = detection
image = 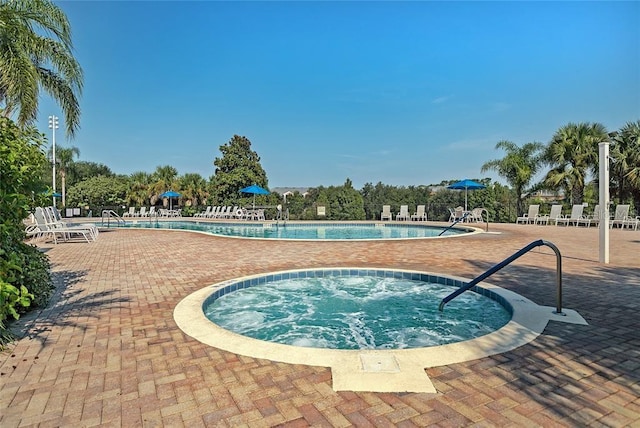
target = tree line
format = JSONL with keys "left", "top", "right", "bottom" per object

{"left": 47, "top": 119, "right": 639, "bottom": 224}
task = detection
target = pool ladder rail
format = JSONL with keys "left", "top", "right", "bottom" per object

{"left": 439, "top": 239, "right": 564, "bottom": 315}
{"left": 275, "top": 205, "right": 289, "bottom": 227}
{"left": 101, "top": 209, "right": 126, "bottom": 227}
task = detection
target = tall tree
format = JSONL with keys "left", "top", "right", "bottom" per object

{"left": 126, "top": 171, "right": 152, "bottom": 206}
{"left": 543, "top": 122, "right": 608, "bottom": 205}
{"left": 150, "top": 165, "right": 178, "bottom": 205}
{"left": 67, "top": 161, "right": 113, "bottom": 186}
{"left": 481, "top": 140, "right": 544, "bottom": 216}
{"left": 0, "top": 0, "right": 83, "bottom": 136}
{"left": 179, "top": 173, "right": 208, "bottom": 207}
{"left": 610, "top": 120, "right": 640, "bottom": 206}
{"left": 210, "top": 135, "right": 268, "bottom": 204}
{"left": 48, "top": 144, "right": 79, "bottom": 207}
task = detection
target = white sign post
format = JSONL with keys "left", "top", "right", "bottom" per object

{"left": 598, "top": 142, "right": 610, "bottom": 264}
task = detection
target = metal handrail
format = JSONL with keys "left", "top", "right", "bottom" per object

{"left": 439, "top": 239, "right": 563, "bottom": 315}
{"left": 438, "top": 212, "right": 470, "bottom": 236}
{"left": 101, "top": 209, "right": 125, "bottom": 227}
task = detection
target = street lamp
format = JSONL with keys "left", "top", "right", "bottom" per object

{"left": 48, "top": 115, "right": 59, "bottom": 207}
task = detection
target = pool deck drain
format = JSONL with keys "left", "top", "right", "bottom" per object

{"left": 174, "top": 268, "right": 588, "bottom": 393}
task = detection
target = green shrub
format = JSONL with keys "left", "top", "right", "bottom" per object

{"left": 0, "top": 116, "right": 53, "bottom": 346}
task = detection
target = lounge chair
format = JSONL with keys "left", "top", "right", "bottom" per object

{"left": 576, "top": 205, "right": 601, "bottom": 227}
{"left": 148, "top": 206, "right": 156, "bottom": 217}
{"left": 122, "top": 207, "right": 136, "bottom": 217}
{"left": 45, "top": 206, "right": 98, "bottom": 238}
{"left": 139, "top": 206, "right": 148, "bottom": 217}
{"left": 610, "top": 205, "right": 630, "bottom": 229}
{"left": 469, "top": 207, "right": 485, "bottom": 223}
{"left": 225, "top": 206, "right": 239, "bottom": 219}
{"left": 535, "top": 204, "right": 563, "bottom": 225}
{"left": 516, "top": 205, "right": 539, "bottom": 224}
{"left": 34, "top": 207, "right": 97, "bottom": 244}
{"left": 623, "top": 215, "right": 639, "bottom": 230}
{"left": 380, "top": 205, "right": 392, "bottom": 221}
{"left": 556, "top": 204, "right": 585, "bottom": 226}
{"left": 449, "top": 206, "right": 465, "bottom": 222}
{"left": 396, "top": 205, "right": 409, "bottom": 221}
{"left": 195, "top": 206, "right": 211, "bottom": 218}
{"left": 209, "top": 205, "right": 221, "bottom": 218}
{"left": 411, "top": 205, "right": 427, "bottom": 221}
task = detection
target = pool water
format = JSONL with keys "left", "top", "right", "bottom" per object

{"left": 204, "top": 275, "right": 511, "bottom": 350}
{"left": 117, "top": 221, "right": 469, "bottom": 240}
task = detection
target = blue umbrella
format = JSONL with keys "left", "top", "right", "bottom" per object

{"left": 447, "top": 179, "right": 486, "bottom": 211}
{"left": 159, "top": 190, "right": 181, "bottom": 210}
{"left": 240, "top": 184, "right": 269, "bottom": 208}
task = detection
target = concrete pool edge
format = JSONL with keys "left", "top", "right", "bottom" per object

{"left": 107, "top": 219, "right": 484, "bottom": 241}
{"left": 173, "top": 268, "right": 588, "bottom": 393}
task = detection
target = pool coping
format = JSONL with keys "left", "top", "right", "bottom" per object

{"left": 108, "top": 219, "right": 484, "bottom": 241}
{"left": 174, "top": 267, "right": 588, "bottom": 393}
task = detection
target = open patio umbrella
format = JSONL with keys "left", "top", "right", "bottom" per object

{"left": 447, "top": 179, "right": 486, "bottom": 211}
{"left": 240, "top": 184, "right": 269, "bottom": 209}
{"left": 159, "top": 190, "right": 181, "bottom": 210}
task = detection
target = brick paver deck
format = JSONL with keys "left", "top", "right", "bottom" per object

{"left": 1, "top": 222, "right": 639, "bottom": 427}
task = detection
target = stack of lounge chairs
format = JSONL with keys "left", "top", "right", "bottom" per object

{"left": 26, "top": 206, "right": 98, "bottom": 244}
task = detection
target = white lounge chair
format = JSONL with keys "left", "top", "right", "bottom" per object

{"left": 449, "top": 207, "right": 465, "bottom": 222}
{"left": 122, "top": 207, "right": 136, "bottom": 217}
{"left": 194, "top": 206, "right": 211, "bottom": 218}
{"left": 576, "top": 205, "right": 601, "bottom": 227}
{"left": 396, "top": 205, "right": 409, "bottom": 221}
{"left": 45, "top": 206, "right": 98, "bottom": 239}
{"left": 610, "top": 205, "right": 630, "bottom": 229}
{"left": 34, "top": 207, "right": 97, "bottom": 244}
{"left": 535, "top": 204, "right": 563, "bottom": 225}
{"left": 623, "top": 216, "right": 639, "bottom": 230}
{"left": 139, "top": 206, "right": 148, "bottom": 217}
{"left": 516, "top": 205, "right": 539, "bottom": 224}
{"left": 411, "top": 205, "right": 427, "bottom": 221}
{"left": 469, "top": 207, "right": 485, "bottom": 223}
{"left": 205, "top": 206, "right": 220, "bottom": 218}
{"left": 556, "top": 204, "right": 585, "bottom": 227}
{"left": 380, "top": 205, "right": 392, "bottom": 221}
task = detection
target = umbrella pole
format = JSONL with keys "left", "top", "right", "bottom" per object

{"left": 465, "top": 188, "right": 468, "bottom": 211}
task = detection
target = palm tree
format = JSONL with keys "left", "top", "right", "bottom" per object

{"left": 179, "top": 173, "right": 208, "bottom": 207}
{"left": 481, "top": 140, "right": 544, "bottom": 216}
{"left": 126, "top": 171, "right": 152, "bottom": 207}
{"left": 53, "top": 145, "right": 79, "bottom": 207}
{"left": 0, "top": 0, "right": 83, "bottom": 136}
{"left": 150, "top": 165, "right": 178, "bottom": 205}
{"left": 611, "top": 120, "right": 640, "bottom": 206}
{"left": 544, "top": 122, "right": 608, "bottom": 205}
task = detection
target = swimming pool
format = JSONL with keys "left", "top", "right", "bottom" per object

{"left": 116, "top": 220, "right": 476, "bottom": 240}
{"left": 204, "top": 271, "right": 511, "bottom": 350}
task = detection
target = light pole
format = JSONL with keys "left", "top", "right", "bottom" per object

{"left": 48, "top": 115, "right": 59, "bottom": 207}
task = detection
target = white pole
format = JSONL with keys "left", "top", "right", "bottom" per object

{"left": 48, "top": 115, "right": 59, "bottom": 208}
{"left": 598, "top": 142, "right": 610, "bottom": 264}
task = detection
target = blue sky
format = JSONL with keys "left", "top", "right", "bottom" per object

{"left": 37, "top": 1, "right": 639, "bottom": 189}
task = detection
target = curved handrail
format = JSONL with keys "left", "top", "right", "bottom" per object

{"left": 438, "top": 239, "right": 563, "bottom": 314}
{"left": 101, "top": 209, "right": 125, "bottom": 227}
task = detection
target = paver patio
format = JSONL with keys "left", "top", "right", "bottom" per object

{"left": 1, "top": 222, "right": 639, "bottom": 427}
